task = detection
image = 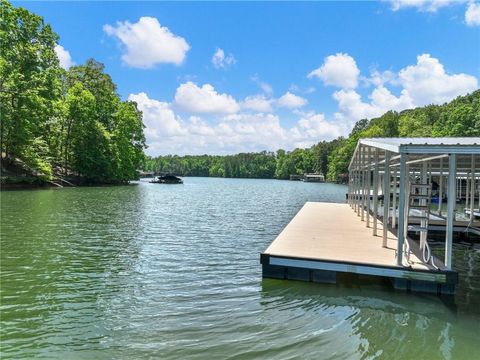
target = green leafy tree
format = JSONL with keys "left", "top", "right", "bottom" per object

{"left": 0, "top": 0, "right": 61, "bottom": 175}
{"left": 112, "top": 101, "right": 146, "bottom": 181}
{"left": 67, "top": 59, "right": 119, "bottom": 130}
{"left": 66, "top": 83, "right": 109, "bottom": 182}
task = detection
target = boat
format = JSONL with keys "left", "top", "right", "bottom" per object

{"left": 150, "top": 174, "right": 183, "bottom": 184}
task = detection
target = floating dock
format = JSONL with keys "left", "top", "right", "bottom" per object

{"left": 261, "top": 138, "right": 480, "bottom": 295}
{"left": 261, "top": 202, "right": 458, "bottom": 294}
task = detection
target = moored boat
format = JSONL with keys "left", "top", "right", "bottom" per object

{"left": 150, "top": 174, "right": 183, "bottom": 184}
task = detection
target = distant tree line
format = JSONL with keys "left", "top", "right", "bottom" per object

{"left": 145, "top": 90, "right": 480, "bottom": 182}
{"left": 1, "top": 0, "right": 146, "bottom": 184}
{"left": 144, "top": 140, "right": 343, "bottom": 180}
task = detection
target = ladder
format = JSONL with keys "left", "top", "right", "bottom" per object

{"left": 406, "top": 182, "right": 436, "bottom": 267}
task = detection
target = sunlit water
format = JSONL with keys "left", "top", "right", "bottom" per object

{"left": 1, "top": 178, "right": 479, "bottom": 359}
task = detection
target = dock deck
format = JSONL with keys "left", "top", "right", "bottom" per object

{"left": 261, "top": 202, "right": 458, "bottom": 294}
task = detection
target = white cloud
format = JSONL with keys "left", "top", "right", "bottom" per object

{"left": 369, "top": 86, "right": 414, "bottom": 110}
{"left": 332, "top": 83, "right": 418, "bottom": 124}
{"left": 220, "top": 113, "right": 288, "bottom": 150}
{"left": 289, "top": 84, "right": 300, "bottom": 92}
{"left": 398, "top": 53, "right": 478, "bottom": 106}
{"left": 333, "top": 89, "right": 387, "bottom": 124}
{"left": 289, "top": 85, "right": 316, "bottom": 94}
{"left": 390, "top": 0, "right": 457, "bottom": 12}
{"left": 55, "top": 45, "right": 74, "bottom": 70}
{"left": 174, "top": 82, "right": 240, "bottom": 114}
{"left": 188, "top": 116, "right": 216, "bottom": 136}
{"left": 103, "top": 16, "right": 190, "bottom": 68}
{"left": 308, "top": 53, "right": 360, "bottom": 89}
{"left": 331, "top": 53, "right": 477, "bottom": 125}
{"left": 130, "top": 91, "right": 347, "bottom": 155}
{"left": 211, "top": 48, "right": 236, "bottom": 69}
{"left": 129, "top": 92, "right": 185, "bottom": 138}
{"left": 133, "top": 96, "right": 288, "bottom": 154}
{"left": 465, "top": 2, "right": 480, "bottom": 26}
{"left": 290, "top": 111, "right": 345, "bottom": 147}
{"left": 251, "top": 75, "right": 274, "bottom": 96}
{"left": 241, "top": 95, "right": 274, "bottom": 112}
{"left": 364, "top": 69, "right": 397, "bottom": 87}
{"left": 260, "top": 82, "right": 274, "bottom": 96}
{"left": 277, "top": 92, "right": 308, "bottom": 109}
{"left": 130, "top": 53, "right": 478, "bottom": 155}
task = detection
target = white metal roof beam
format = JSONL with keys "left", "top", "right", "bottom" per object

{"left": 360, "top": 139, "right": 400, "bottom": 153}
{"left": 388, "top": 154, "right": 449, "bottom": 167}
{"left": 400, "top": 145, "right": 480, "bottom": 154}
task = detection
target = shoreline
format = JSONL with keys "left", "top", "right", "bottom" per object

{"left": 1, "top": 180, "right": 137, "bottom": 191}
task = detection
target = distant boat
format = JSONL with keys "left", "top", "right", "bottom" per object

{"left": 150, "top": 174, "right": 183, "bottom": 184}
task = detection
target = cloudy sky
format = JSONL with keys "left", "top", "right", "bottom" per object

{"left": 19, "top": 1, "right": 480, "bottom": 156}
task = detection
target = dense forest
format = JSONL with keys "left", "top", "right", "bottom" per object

{"left": 145, "top": 90, "right": 480, "bottom": 182}
{"left": 0, "top": 1, "right": 146, "bottom": 185}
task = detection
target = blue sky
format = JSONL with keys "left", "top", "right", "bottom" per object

{"left": 16, "top": 1, "right": 480, "bottom": 155}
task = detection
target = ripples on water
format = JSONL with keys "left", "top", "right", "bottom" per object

{"left": 1, "top": 178, "right": 479, "bottom": 359}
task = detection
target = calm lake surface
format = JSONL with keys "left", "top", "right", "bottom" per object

{"left": 1, "top": 178, "right": 479, "bottom": 359}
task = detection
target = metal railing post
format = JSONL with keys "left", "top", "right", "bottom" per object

{"left": 470, "top": 155, "right": 475, "bottom": 221}
{"left": 366, "top": 146, "right": 371, "bottom": 227}
{"left": 382, "top": 151, "right": 391, "bottom": 247}
{"left": 373, "top": 149, "right": 379, "bottom": 236}
{"left": 396, "top": 153, "right": 407, "bottom": 266}
{"left": 392, "top": 167, "right": 397, "bottom": 229}
{"left": 438, "top": 158, "right": 443, "bottom": 216}
{"left": 445, "top": 154, "right": 456, "bottom": 270}
{"left": 361, "top": 146, "right": 366, "bottom": 222}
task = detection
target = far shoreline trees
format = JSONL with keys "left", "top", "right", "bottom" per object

{"left": 145, "top": 90, "right": 480, "bottom": 182}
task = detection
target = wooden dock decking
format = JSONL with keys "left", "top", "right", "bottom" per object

{"left": 261, "top": 202, "right": 458, "bottom": 294}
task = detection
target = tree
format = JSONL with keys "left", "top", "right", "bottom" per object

{"left": 112, "top": 101, "right": 146, "bottom": 181}
{"left": 67, "top": 59, "right": 119, "bottom": 130}
{"left": 0, "top": 2, "right": 147, "bottom": 185}
{"left": 433, "top": 99, "right": 480, "bottom": 136}
{"left": 312, "top": 138, "right": 343, "bottom": 176}
{"left": 66, "top": 82, "right": 109, "bottom": 182}
{"left": 0, "top": 0, "right": 61, "bottom": 175}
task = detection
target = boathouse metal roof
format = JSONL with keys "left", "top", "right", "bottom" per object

{"left": 349, "top": 137, "right": 480, "bottom": 171}
{"left": 359, "top": 137, "right": 480, "bottom": 154}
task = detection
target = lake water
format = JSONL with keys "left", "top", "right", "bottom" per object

{"left": 1, "top": 178, "right": 479, "bottom": 359}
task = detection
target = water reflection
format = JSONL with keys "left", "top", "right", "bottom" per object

{"left": 1, "top": 186, "right": 146, "bottom": 357}
{"left": 261, "top": 279, "right": 476, "bottom": 360}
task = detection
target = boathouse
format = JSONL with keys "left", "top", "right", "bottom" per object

{"left": 261, "top": 138, "right": 480, "bottom": 294}
{"left": 303, "top": 173, "right": 325, "bottom": 182}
